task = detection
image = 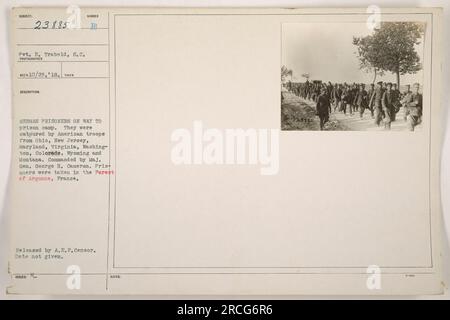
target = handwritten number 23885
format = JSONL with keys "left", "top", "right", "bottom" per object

{"left": 34, "top": 20, "right": 68, "bottom": 29}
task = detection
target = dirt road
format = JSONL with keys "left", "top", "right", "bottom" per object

{"left": 281, "top": 92, "right": 422, "bottom": 131}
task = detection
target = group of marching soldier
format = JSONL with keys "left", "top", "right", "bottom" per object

{"left": 284, "top": 80, "right": 423, "bottom": 131}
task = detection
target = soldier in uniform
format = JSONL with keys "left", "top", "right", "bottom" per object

{"left": 369, "top": 81, "right": 384, "bottom": 126}
{"left": 351, "top": 83, "right": 359, "bottom": 113}
{"left": 327, "top": 81, "right": 333, "bottom": 96}
{"left": 342, "top": 83, "right": 348, "bottom": 112}
{"left": 381, "top": 82, "right": 395, "bottom": 130}
{"left": 305, "top": 80, "right": 310, "bottom": 100}
{"left": 366, "top": 83, "right": 375, "bottom": 118}
{"left": 313, "top": 82, "right": 321, "bottom": 102}
{"left": 354, "top": 84, "right": 368, "bottom": 118}
{"left": 406, "top": 83, "right": 423, "bottom": 131}
{"left": 400, "top": 84, "right": 413, "bottom": 122}
{"left": 287, "top": 80, "right": 292, "bottom": 93}
{"left": 333, "top": 84, "right": 342, "bottom": 112}
{"left": 343, "top": 84, "right": 354, "bottom": 115}
{"left": 310, "top": 82, "right": 316, "bottom": 101}
{"left": 326, "top": 82, "right": 333, "bottom": 113}
{"left": 316, "top": 87, "right": 330, "bottom": 130}
{"left": 391, "top": 83, "right": 401, "bottom": 122}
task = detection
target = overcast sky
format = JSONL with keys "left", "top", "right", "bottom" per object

{"left": 282, "top": 22, "right": 424, "bottom": 86}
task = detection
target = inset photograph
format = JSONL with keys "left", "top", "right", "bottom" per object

{"left": 281, "top": 22, "right": 425, "bottom": 131}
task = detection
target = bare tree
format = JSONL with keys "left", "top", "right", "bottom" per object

{"left": 281, "top": 66, "right": 293, "bottom": 82}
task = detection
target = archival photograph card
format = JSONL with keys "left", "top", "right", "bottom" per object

{"left": 7, "top": 7, "right": 444, "bottom": 295}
